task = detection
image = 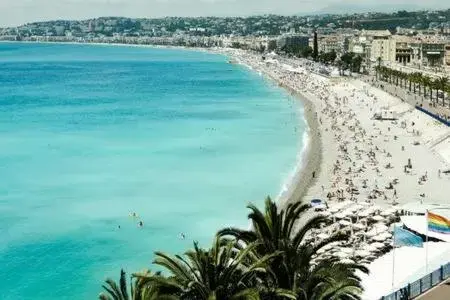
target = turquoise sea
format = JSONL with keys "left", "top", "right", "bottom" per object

{"left": 0, "top": 42, "right": 305, "bottom": 299}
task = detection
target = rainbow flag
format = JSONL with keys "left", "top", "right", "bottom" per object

{"left": 427, "top": 211, "right": 450, "bottom": 234}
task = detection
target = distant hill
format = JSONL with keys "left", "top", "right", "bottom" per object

{"left": 313, "top": 1, "right": 447, "bottom": 15}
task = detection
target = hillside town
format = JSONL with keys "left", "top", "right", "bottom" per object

{"left": 1, "top": 9, "right": 450, "bottom": 75}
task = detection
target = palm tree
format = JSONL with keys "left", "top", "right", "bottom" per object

{"left": 446, "top": 85, "right": 450, "bottom": 108}
{"left": 374, "top": 66, "right": 380, "bottom": 81}
{"left": 100, "top": 270, "right": 131, "bottom": 300}
{"left": 436, "top": 77, "right": 448, "bottom": 106}
{"left": 401, "top": 71, "right": 408, "bottom": 89}
{"left": 153, "top": 236, "right": 290, "bottom": 299}
{"left": 99, "top": 269, "right": 180, "bottom": 300}
{"left": 408, "top": 73, "right": 414, "bottom": 92}
{"left": 411, "top": 72, "right": 421, "bottom": 94}
{"left": 219, "top": 197, "right": 368, "bottom": 300}
{"left": 417, "top": 73, "right": 424, "bottom": 96}
{"left": 432, "top": 78, "right": 440, "bottom": 104}
{"left": 395, "top": 70, "right": 401, "bottom": 86}
{"left": 422, "top": 75, "right": 431, "bottom": 101}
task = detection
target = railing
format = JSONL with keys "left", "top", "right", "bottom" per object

{"left": 415, "top": 106, "right": 450, "bottom": 127}
{"left": 381, "top": 262, "right": 450, "bottom": 300}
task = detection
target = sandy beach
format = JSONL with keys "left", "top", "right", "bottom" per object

{"left": 224, "top": 49, "right": 450, "bottom": 209}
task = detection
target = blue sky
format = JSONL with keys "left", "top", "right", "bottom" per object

{"left": 0, "top": 0, "right": 447, "bottom": 26}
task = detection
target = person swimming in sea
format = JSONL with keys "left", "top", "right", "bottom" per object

{"left": 138, "top": 221, "right": 143, "bottom": 228}
{"left": 180, "top": 232, "right": 185, "bottom": 240}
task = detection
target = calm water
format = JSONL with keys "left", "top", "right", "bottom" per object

{"left": 0, "top": 42, "right": 305, "bottom": 299}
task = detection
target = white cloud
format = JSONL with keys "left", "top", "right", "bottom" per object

{"left": 0, "top": 0, "right": 446, "bottom": 27}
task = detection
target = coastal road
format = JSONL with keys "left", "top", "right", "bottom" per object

{"left": 416, "top": 279, "right": 450, "bottom": 300}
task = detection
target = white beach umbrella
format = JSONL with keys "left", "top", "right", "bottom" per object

{"left": 373, "top": 223, "right": 388, "bottom": 232}
{"left": 339, "top": 220, "right": 352, "bottom": 227}
{"left": 361, "top": 244, "right": 378, "bottom": 252}
{"left": 385, "top": 207, "right": 398, "bottom": 214}
{"left": 334, "top": 251, "right": 349, "bottom": 258}
{"left": 329, "top": 207, "right": 340, "bottom": 213}
{"left": 354, "top": 249, "right": 371, "bottom": 257}
{"left": 365, "top": 230, "right": 377, "bottom": 238}
{"left": 321, "top": 244, "right": 333, "bottom": 251}
{"left": 343, "top": 208, "right": 357, "bottom": 216}
{"left": 378, "top": 232, "right": 392, "bottom": 239}
{"left": 372, "top": 215, "right": 384, "bottom": 222}
{"left": 380, "top": 210, "right": 393, "bottom": 217}
{"left": 353, "top": 223, "right": 366, "bottom": 231}
{"left": 367, "top": 205, "right": 382, "bottom": 214}
{"left": 335, "top": 212, "right": 347, "bottom": 219}
{"left": 371, "top": 235, "right": 386, "bottom": 242}
{"left": 320, "top": 211, "right": 331, "bottom": 217}
{"left": 336, "top": 200, "right": 352, "bottom": 210}
{"left": 317, "top": 248, "right": 327, "bottom": 254}
{"left": 366, "top": 225, "right": 388, "bottom": 238}
{"left": 357, "top": 210, "right": 370, "bottom": 218}
{"left": 341, "top": 258, "right": 355, "bottom": 264}
{"left": 317, "top": 233, "right": 330, "bottom": 240}
{"left": 352, "top": 204, "right": 364, "bottom": 211}
{"left": 346, "top": 205, "right": 359, "bottom": 212}
{"left": 340, "top": 247, "right": 354, "bottom": 254}
{"left": 371, "top": 242, "right": 385, "bottom": 248}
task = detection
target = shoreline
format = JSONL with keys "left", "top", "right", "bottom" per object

{"left": 276, "top": 83, "right": 323, "bottom": 206}
{"left": 225, "top": 51, "right": 324, "bottom": 206}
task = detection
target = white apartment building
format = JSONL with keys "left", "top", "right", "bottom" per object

{"left": 361, "top": 30, "right": 396, "bottom": 64}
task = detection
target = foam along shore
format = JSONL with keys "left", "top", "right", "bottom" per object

{"left": 222, "top": 49, "right": 450, "bottom": 299}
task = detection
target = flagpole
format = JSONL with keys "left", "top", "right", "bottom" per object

{"left": 392, "top": 226, "right": 396, "bottom": 289}
{"left": 425, "top": 210, "right": 429, "bottom": 273}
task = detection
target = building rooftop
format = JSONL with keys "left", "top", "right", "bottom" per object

{"left": 361, "top": 29, "right": 392, "bottom": 37}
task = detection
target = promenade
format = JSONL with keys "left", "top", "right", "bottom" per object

{"left": 361, "top": 75, "right": 450, "bottom": 122}
{"left": 417, "top": 279, "right": 450, "bottom": 299}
